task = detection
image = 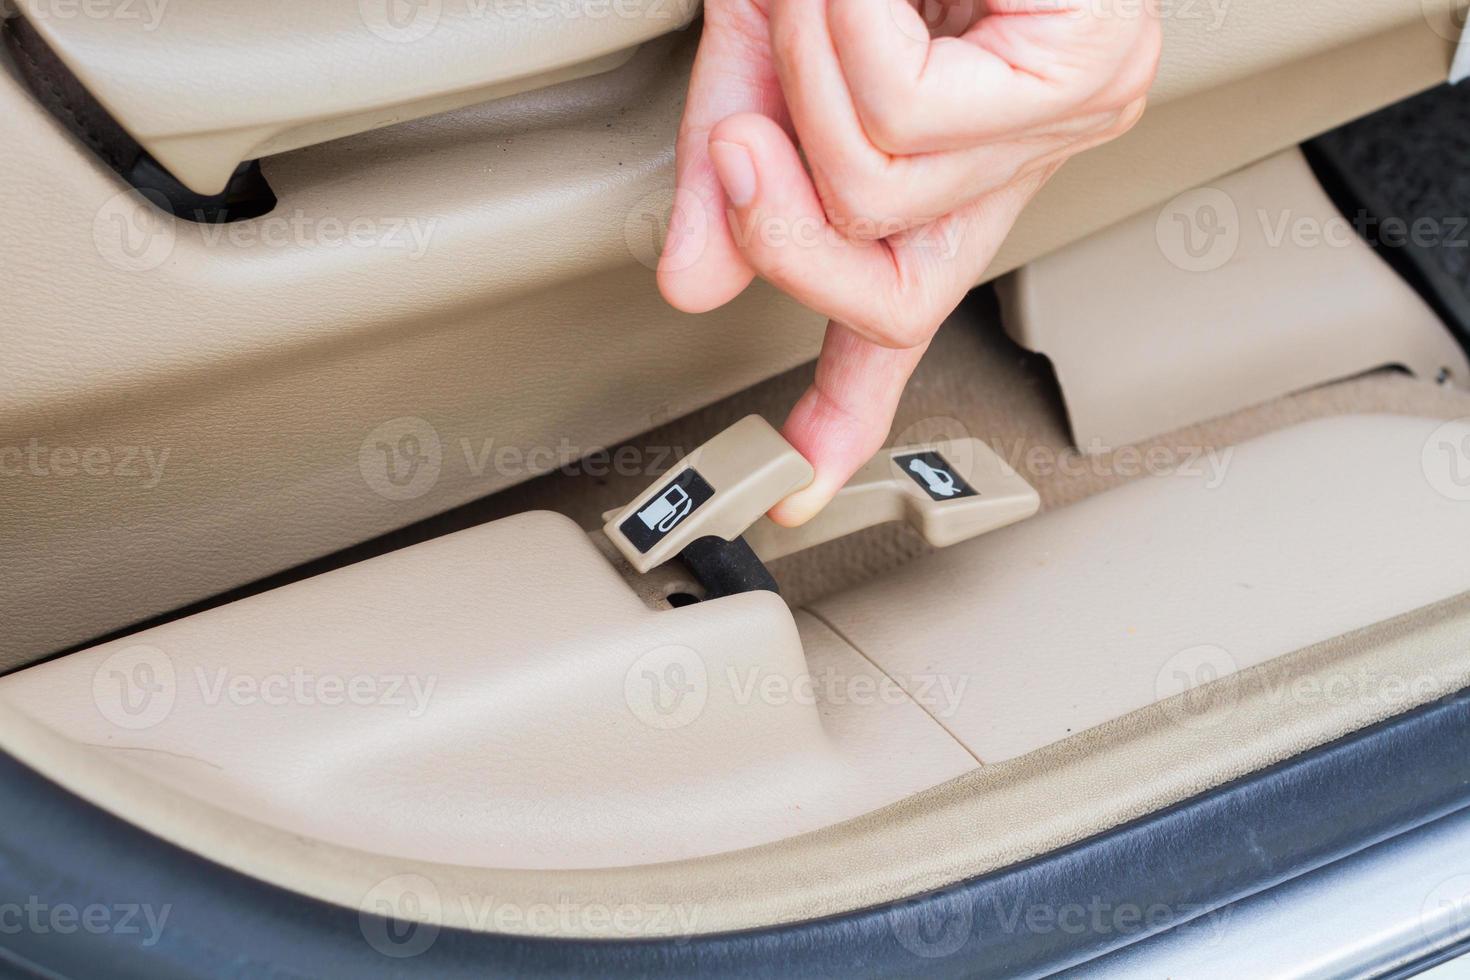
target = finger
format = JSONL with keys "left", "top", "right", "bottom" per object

{"left": 708, "top": 111, "right": 1050, "bottom": 348}
{"left": 770, "top": 321, "right": 928, "bottom": 526}
{"left": 829, "top": 0, "right": 1160, "bottom": 154}
{"left": 813, "top": 104, "right": 1139, "bottom": 240}
{"left": 656, "top": 2, "right": 788, "bottom": 314}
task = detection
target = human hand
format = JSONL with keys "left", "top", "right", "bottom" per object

{"left": 657, "top": 0, "right": 1160, "bottom": 525}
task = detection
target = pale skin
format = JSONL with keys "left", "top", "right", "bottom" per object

{"left": 658, "top": 0, "right": 1162, "bottom": 525}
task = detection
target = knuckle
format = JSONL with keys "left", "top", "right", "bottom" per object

{"left": 857, "top": 95, "right": 924, "bottom": 155}
{"left": 873, "top": 294, "right": 933, "bottom": 348}
{"left": 821, "top": 172, "right": 904, "bottom": 241}
{"left": 1109, "top": 98, "right": 1148, "bottom": 139}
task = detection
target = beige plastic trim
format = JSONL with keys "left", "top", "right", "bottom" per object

{"left": 2, "top": 0, "right": 1460, "bottom": 665}
{"left": 0, "top": 36, "right": 828, "bottom": 670}
{"left": 745, "top": 438, "right": 1039, "bottom": 562}
{"left": 0, "top": 510, "right": 975, "bottom": 869}
{"left": 11, "top": 0, "right": 697, "bottom": 194}
{"left": 988, "top": 6, "right": 1461, "bottom": 280}
{"left": 999, "top": 149, "right": 1470, "bottom": 450}
{"left": 603, "top": 415, "right": 813, "bottom": 572}
{"left": 814, "top": 415, "right": 1470, "bottom": 763}
{"left": 3, "top": 416, "right": 1469, "bottom": 938}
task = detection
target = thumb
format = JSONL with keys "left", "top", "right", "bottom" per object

{"left": 657, "top": 2, "right": 787, "bottom": 313}
{"left": 769, "top": 321, "right": 928, "bottom": 527}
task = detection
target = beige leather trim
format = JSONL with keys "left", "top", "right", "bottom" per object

{"left": 990, "top": 9, "right": 1460, "bottom": 279}
{"left": 11, "top": 0, "right": 697, "bottom": 193}
{"left": 10, "top": 0, "right": 1457, "bottom": 195}
{"left": 2, "top": 590, "right": 1466, "bottom": 938}
{"left": 999, "top": 150, "right": 1470, "bottom": 449}
{"left": 1, "top": 0, "right": 1459, "bottom": 667}
{"left": 0, "top": 35, "right": 827, "bottom": 669}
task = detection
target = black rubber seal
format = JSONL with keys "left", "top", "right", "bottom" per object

{"left": 678, "top": 535, "right": 780, "bottom": 599}
{"left": 3, "top": 687, "right": 1470, "bottom": 978}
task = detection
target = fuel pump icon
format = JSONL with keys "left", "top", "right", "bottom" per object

{"left": 638, "top": 484, "right": 694, "bottom": 533}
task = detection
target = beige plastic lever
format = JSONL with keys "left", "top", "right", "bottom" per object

{"left": 743, "top": 439, "right": 1040, "bottom": 562}
{"left": 602, "top": 415, "right": 815, "bottom": 573}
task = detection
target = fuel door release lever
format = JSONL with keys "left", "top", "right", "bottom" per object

{"left": 602, "top": 415, "right": 815, "bottom": 574}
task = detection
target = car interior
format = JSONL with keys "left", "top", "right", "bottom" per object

{"left": 4, "top": 0, "right": 1470, "bottom": 976}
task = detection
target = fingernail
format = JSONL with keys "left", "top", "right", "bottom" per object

{"left": 710, "top": 140, "right": 756, "bottom": 207}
